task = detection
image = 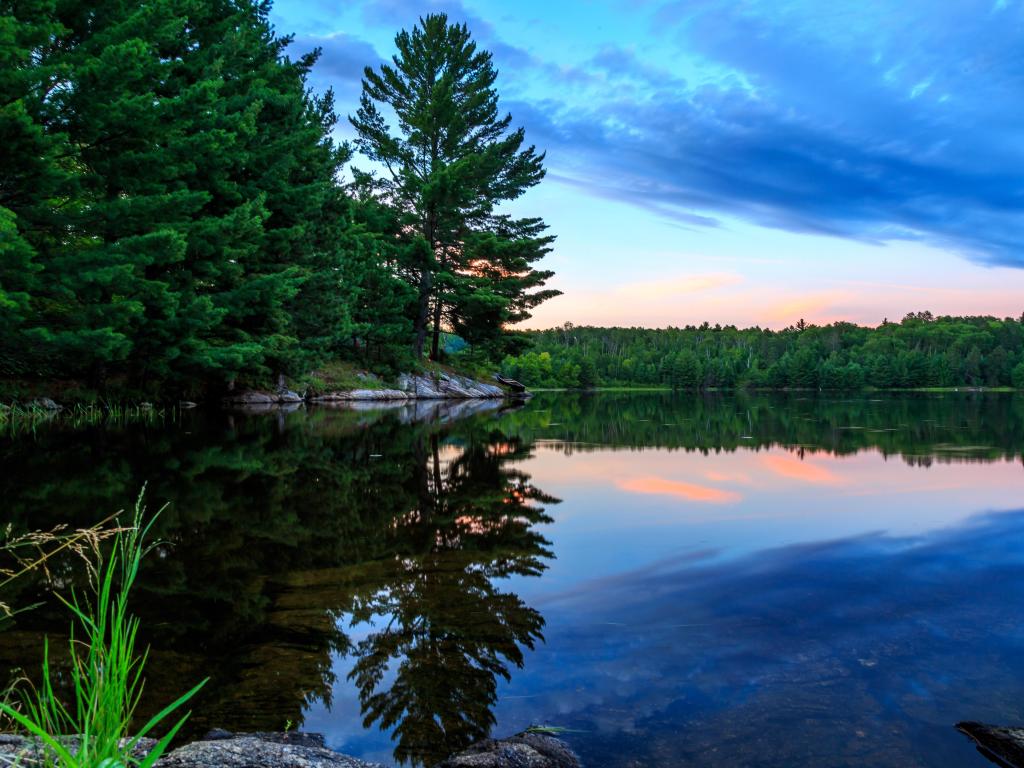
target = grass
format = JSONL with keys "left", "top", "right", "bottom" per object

{"left": 0, "top": 403, "right": 170, "bottom": 435}
{"left": 299, "top": 360, "right": 388, "bottom": 393}
{"left": 0, "top": 492, "right": 206, "bottom": 767}
{"left": 0, "top": 515, "right": 125, "bottom": 623}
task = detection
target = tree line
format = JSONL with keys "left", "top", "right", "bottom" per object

{"left": 0, "top": 1, "right": 556, "bottom": 398}
{"left": 500, "top": 312, "right": 1024, "bottom": 390}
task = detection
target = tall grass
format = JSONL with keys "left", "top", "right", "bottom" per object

{"left": 0, "top": 404, "right": 170, "bottom": 435}
{"left": 0, "top": 494, "right": 206, "bottom": 767}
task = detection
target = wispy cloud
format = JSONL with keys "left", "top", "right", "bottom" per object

{"left": 618, "top": 476, "right": 742, "bottom": 503}
{"left": 300, "top": 0, "right": 1024, "bottom": 267}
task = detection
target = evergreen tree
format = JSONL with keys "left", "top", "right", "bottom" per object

{"left": 350, "top": 13, "right": 558, "bottom": 361}
{"left": 0, "top": 0, "right": 361, "bottom": 393}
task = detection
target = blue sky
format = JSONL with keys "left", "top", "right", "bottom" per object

{"left": 271, "top": 0, "right": 1024, "bottom": 328}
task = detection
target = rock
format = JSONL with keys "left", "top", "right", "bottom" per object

{"left": 409, "top": 376, "right": 444, "bottom": 398}
{"left": 0, "top": 734, "right": 158, "bottom": 766}
{"left": 309, "top": 372, "right": 513, "bottom": 404}
{"left": 308, "top": 392, "right": 351, "bottom": 402}
{"left": 222, "top": 391, "right": 276, "bottom": 405}
{"left": 27, "top": 397, "right": 61, "bottom": 410}
{"left": 439, "top": 379, "right": 473, "bottom": 398}
{"left": 202, "top": 728, "right": 234, "bottom": 741}
{"left": 179, "top": 400, "right": 198, "bottom": 409}
{"left": 957, "top": 722, "right": 1024, "bottom": 767}
{"left": 351, "top": 388, "right": 408, "bottom": 400}
{"left": 156, "top": 733, "right": 383, "bottom": 768}
{"left": 276, "top": 389, "right": 303, "bottom": 403}
{"left": 199, "top": 731, "right": 326, "bottom": 749}
{"left": 438, "top": 732, "right": 580, "bottom": 768}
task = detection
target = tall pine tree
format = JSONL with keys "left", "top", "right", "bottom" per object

{"left": 350, "top": 13, "right": 558, "bottom": 361}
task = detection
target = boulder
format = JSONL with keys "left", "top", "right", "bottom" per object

{"left": 438, "top": 732, "right": 580, "bottom": 768}
{"left": 439, "top": 379, "right": 474, "bottom": 398}
{"left": 0, "top": 734, "right": 157, "bottom": 766}
{"left": 156, "top": 733, "right": 383, "bottom": 768}
{"left": 349, "top": 389, "right": 408, "bottom": 400}
{"left": 958, "top": 722, "right": 1024, "bottom": 767}
{"left": 308, "top": 392, "right": 351, "bottom": 402}
{"left": 0, "top": 732, "right": 384, "bottom": 768}
{"left": 310, "top": 372, "right": 516, "bottom": 403}
{"left": 276, "top": 389, "right": 303, "bottom": 403}
{"left": 27, "top": 397, "right": 61, "bottom": 410}
{"left": 222, "top": 391, "right": 276, "bottom": 405}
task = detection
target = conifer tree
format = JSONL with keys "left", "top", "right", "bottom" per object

{"left": 351, "top": 13, "right": 558, "bottom": 361}
{"left": 0, "top": 0, "right": 361, "bottom": 392}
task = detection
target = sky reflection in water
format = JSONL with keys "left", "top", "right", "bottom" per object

{"left": 303, "top": 394, "right": 1024, "bottom": 767}
{"left": 2, "top": 393, "right": 1023, "bottom": 767}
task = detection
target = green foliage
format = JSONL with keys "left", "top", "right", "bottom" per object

{"left": 0, "top": 493, "right": 205, "bottom": 767}
{"left": 504, "top": 314, "right": 1024, "bottom": 390}
{"left": 0, "top": 4, "right": 556, "bottom": 396}
{"left": 351, "top": 13, "right": 558, "bottom": 363}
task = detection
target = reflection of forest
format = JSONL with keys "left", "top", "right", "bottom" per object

{"left": 0, "top": 404, "right": 556, "bottom": 766}
{"left": 0, "top": 392, "right": 1019, "bottom": 764}
{"left": 510, "top": 391, "right": 1024, "bottom": 464}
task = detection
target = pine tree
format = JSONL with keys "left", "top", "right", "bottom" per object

{"left": 0, "top": 0, "right": 72, "bottom": 376}
{"left": 350, "top": 13, "right": 558, "bottom": 361}
{"left": 0, "top": 0, "right": 361, "bottom": 393}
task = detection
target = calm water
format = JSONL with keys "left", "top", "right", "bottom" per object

{"left": 2, "top": 392, "right": 1024, "bottom": 767}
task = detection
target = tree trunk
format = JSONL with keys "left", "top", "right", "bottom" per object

{"left": 429, "top": 298, "right": 443, "bottom": 361}
{"left": 413, "top": 270, "right": 432, "bottom": 359}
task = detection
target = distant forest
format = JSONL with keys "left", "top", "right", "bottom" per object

{"left": 500, "top": 313, "right": 1024, "bottom": 390}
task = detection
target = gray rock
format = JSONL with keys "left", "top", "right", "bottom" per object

{"left": 438, "top": 732, "right": 580, "bottom": 768}
{"left": 156, "top": 734, "right": 383, "bottom": 768}
{"left": 958, "top": 721, "right": 1024, "bottom": 767}
{"left": 308, "top": 392, "right": 351, "bottom": 402}
{"left": 349, "top": 389, "right": 408, "bottom": 400}
{"left": 0, "top": 734, "right": 158, "bottom": 766}
{"left": 27, "top": 397, "right": 61, "bottom": 410}
{"left": 439, "top": 379, "right": 473, "bottom": 398}
{"left": 276, "top": 389, "right": 303, "bottom": 403}
{"left": 311, "top": 372, "right": 512, "bottom": 403}
{"left": 411, "top": 376, "right": 443, "bottom": 398}
{"left": 222, "top": 391, "right": 276, "bottom": 405}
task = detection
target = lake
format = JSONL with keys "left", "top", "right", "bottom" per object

{"left": 2, "top": 392, "right": 1023, "bottom": 767}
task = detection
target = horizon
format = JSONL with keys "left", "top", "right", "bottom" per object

{"left": 271, "top": 0, "right": 1024, "bottom": 331}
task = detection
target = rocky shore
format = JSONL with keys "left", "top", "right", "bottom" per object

{"left": 222, "top": 372, "right": 515, "bottom": 408}
{"left": 0, "top": 730, "right": 579, "bottom": 768}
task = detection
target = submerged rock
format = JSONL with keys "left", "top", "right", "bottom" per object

{"left": 438, "top": 732, "right": 581, "bottom": 768}
{"left": 957, "top": 721, "right": 1024, "bottom": 767}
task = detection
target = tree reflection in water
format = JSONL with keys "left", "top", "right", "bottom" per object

{"left": 0, "top": 404, "right": 557, "bottom": 767}
{"left": 346, "top": 432, "right": 555, "bottom": 765}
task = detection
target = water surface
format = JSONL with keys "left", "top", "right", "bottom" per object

{"left": 2, "top": 392, "right": 1023, "bottom": 767}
